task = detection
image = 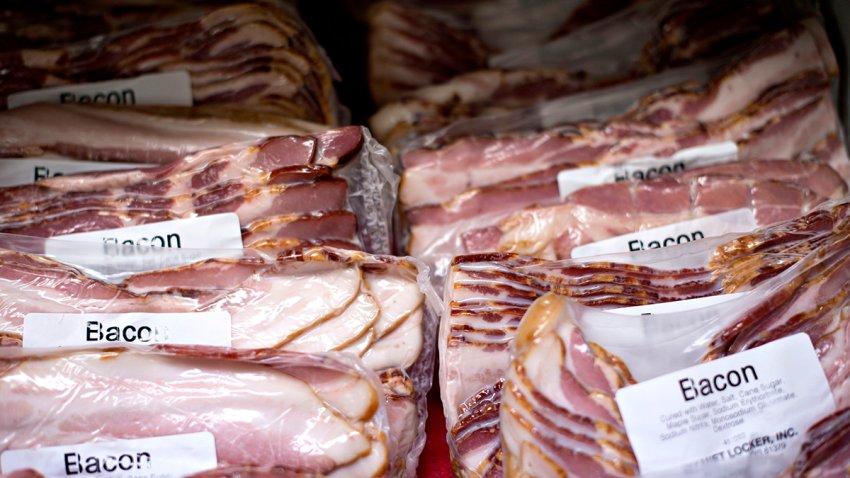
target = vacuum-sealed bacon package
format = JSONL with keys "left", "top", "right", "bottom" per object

{"left": 0, "top": 2, "right": 341, "bottom": 125}
{"left": 461, "top": 158, "right": 847, "bottom": 259}
{"left": 440, "top": 198, "right": 850, "bottom": 477}
{"left": 0, "top": 236, "right": 440, "bottom": 477}
{"left": 0, "top": 126, "right": 397, "bottom": 255}
{"left": 0, "top": 346, "right": 391, "bottom": 477}
{"left": 501, "top": 207, "right": 850, "bottom": 476}
{"left": 412, "top": 156, "right": 847, "bottom": 285}
{"left": 394, "top": 16, "right": 839, "bottom": 203}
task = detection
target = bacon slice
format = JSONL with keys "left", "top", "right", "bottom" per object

{"left": 501, "top": 294, "right": 636, "bottom": 478}
{"left": 242, "top": 211, "right": 358, "bottom": 246}
{"left": 781, "top": 407, "right": 850, "bottom": 478}
{"left": 0, "top": 180, "right": 349, "bottom": 238}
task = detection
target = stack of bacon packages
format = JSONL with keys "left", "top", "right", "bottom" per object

{"left": 0, "top": 3, "right": 441, "bottom": 478}
{"left": 364, "top": 1, "right": 850, "bottom": 477}
{"left": 0, "top": 124, "right": 441, "bottom": 477}
{"left": 390, "top": 16, "right": 850, "bottom": 289}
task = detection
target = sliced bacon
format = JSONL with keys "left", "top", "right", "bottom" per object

{"left": 781, "top": 407, "right": 850, "bottom": 478}
{"left": 400, "top": 72, "right": 838, "bottom": 209}
{"left": 0, "top": 103, "right": 327, "bottom": 163}
{"left": 0, "top": 179, "right": 348, "bottom": 238}
{"left": 0, "top": 4, "right": 338, "bottom": 124}
{"left": 626, "top": 19, "right": 837, "bottom": 124}
{"left": 372, "top": 18, "right": 835, "bottom": 152}
{"left": 501, "top": 294, "right": 636, "bottom": 478}
{"left": 502, "top": 211, "right": 850, "bottom": 476}
{"left": 368, "top": 1, "right": 489, "bottom": 105}
{"left": 460, "top": 168, "right": 836, "bottom": 259}
{"left": 0, "top": 346, "right": 389, "bottom": 476}
{"left": 242, "top": 211, "right": 358, "bottom": 246}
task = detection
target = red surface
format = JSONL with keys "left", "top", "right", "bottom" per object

{"left": 416, "top": 387, "right": 453, "bottom": 477}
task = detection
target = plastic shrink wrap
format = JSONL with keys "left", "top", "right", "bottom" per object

{"left": 440, "top": 198, "right": 850, "bottom": 477}
{"left": 0, "top": 126, "right": 397, "bottom": 255}
{"left": 0, "top": 235, "right": 439, "bottom": 477}
{"left": 0, "top": 346, "right": 392, "bottom": 477}
{"left": 0, "top": 2, "right": 341, "bottom": 124}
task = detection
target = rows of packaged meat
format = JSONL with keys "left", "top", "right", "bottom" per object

{"left": 1, "top": 1, "right": 849, "bottom": 477}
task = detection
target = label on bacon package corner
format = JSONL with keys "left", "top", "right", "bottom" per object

{"left": 1, "top": 432, "right": 217, "bottom": 477}
{"left": 615, "top": 334, "right": 835, "bottom": 478}
{"left": 23, "top": 312, "right": 232, "bottom": 348}
{"left": 557, "top": 142, "right": 738, "bottom": 199}
{"left": 0, "top": 156, "right": 151, "bottom": 187}
{"left": 608, "top": 293, "right": 746, "bottom": 316}
{"left": 6, "top": 71, "right": 193, "bottom": 109}
{"left": 570, "top": 208, "right": 756, "bottom": 258}
{"left": 44, "top": 213, "right": 244, "bottom": 278}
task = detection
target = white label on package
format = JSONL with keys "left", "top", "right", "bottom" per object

{"left": 1, "top": 432, "right": 217, "bottom": 477}
{"left": 570, "top": 208, "right": 756, "bottom": 258}
{"left": 7, "top": 71, "right": 193, "bottom": 109}
{"left": 616, "top": 334, "right": 835, "bottom": 478}
{"left": 0, "top": 156, "right": 151, "bottom": 187}
{"left": 44, "top": 213, "right": 243, "bottom": 278}
{"left": 557, "top": 142, "right": 738, "bottom": 198}
{"left": 609, "top": 293, "right": 745, "bottom": 316}
{"left": 23, "top": 312, "right": 232, "bottom": 348}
